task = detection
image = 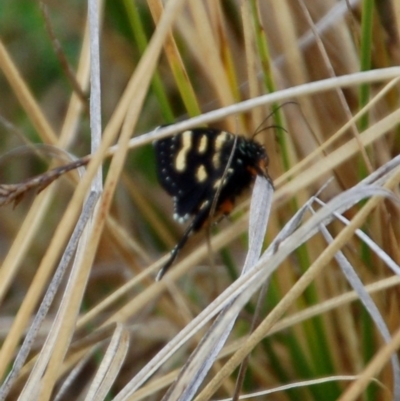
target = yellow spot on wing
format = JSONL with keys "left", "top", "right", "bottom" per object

{"left": 196, "top": 164, "right": 207, "bottom": 182}
{"left": 198, "top": 135, "right": 208, "bottom": 153}
{"left": 175, "top": 131, "right": 192, "bottom": 172}
{"left": 212, "top": 131, "right": 231, "bottom": 168}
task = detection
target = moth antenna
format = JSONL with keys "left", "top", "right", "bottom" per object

{"left": 251, "top": 101, "right": 298, "bottom": 139}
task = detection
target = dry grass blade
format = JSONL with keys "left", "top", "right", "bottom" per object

{"left": 53, "top": 350, "right": 98, "bottom": 401}
{"left": 0, "top": 41, "right": 58, "bottom": 144}
{"left": 84, "top": 323, "right": 130, "bottom": 401}
{"left": 0, "top": 156, "right": 89, "bottom": 207}
{"left": 122, "top": 67, "right": 400, "bottom": 150}
{"left": 338, "top": 326, "right": 400, "bottom": 401}
{"left": 16, "top": 191, "right": 100, "bottom": 401}
{"left": 39, "top": 2, "right": 88, "bottom": 108}
{"left": 313, "top": 205, "right": 400, "bottom": 399}
{"left": 0, "top": 191, "right": 100, "bottom": 401}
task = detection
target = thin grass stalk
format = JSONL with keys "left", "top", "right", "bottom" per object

{"left": 11, "top": 191, "right": 100, "bottom": 401}
{"left": 240, "top": 0, "right": 263, "bottom": 127}
{"left": 338, "top": 326, "right": 400, "bottom": 401}
{"left": 278, "top": 76, "right": 400, "bottom": 185}
{"left": 249, "top": 0, "right": 288, "bottom": 145}
{"left": 358, "top": 0, "right": 374, "bottom": 132}
{"left": 122, "top": 0, "right": 175, "bottom": 122}
{"left": 59, "top": 18, "right": 91, "bottom": 147}
{"left": 315, "top": 209, "right": 400, "bottom": 399}
{"left": 147, "top": 0, "right": 202, "bottom": 118}
{"left": 0, "top": 41, "right": 58, "bottom": 144}
{"left": 123, "top": 67, "right": 400, "bottom": 150}
{"left": 84, "top": 324, "right": 130, "bottom": 401}
{"left": 185, "top": 0, "right": 237, "bottom": 129}
{"left": 210, "top": 2, "right": 242, "bottom": 104}
{"left": 276, "top": 106, "right": 400, "bottom": 201}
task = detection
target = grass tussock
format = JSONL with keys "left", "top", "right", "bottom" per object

{"left": 0, "top": 0, "right": 400, "bottom": 400}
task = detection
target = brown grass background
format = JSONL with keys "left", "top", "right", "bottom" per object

{"left": 0, "top": 0, "right": 400, "bottom": 400}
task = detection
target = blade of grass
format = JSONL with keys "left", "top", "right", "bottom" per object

{"left": 123, "top": 0, "right": 175, "bottom": 122}
{"left": 147, "top": 0, "right": 201, "bottom": 118}
{"left": 195, "top": 183, "right": 397, "bottom": 400}
{"left": 0, "top": 41, "right": 57, "bottom": 144}
{"left": 84, "top": 323, "right": 130, "bottom": 401}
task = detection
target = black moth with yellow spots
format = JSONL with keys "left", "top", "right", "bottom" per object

{"left": 154, "top": 128, "right": 272, "bottom": 279}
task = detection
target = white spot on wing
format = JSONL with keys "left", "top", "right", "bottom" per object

{"left": 173, "top": 212, "right": 190, "bottom": 223}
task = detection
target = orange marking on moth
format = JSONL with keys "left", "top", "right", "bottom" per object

{"left": 218, "top": 198, "right": 234, "bottom": 215}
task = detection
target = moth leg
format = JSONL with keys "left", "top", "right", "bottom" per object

{"left": 156, "top": 223, "right": 194, "bottom": 280}
{"left": 156, "top": 206, "right": 211, "bottom": 280}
